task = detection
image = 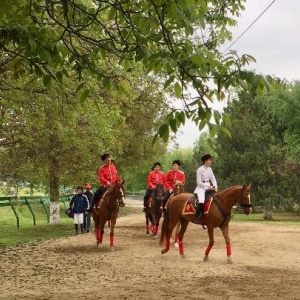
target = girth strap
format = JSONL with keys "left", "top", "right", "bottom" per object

{"left": 213, "top": 197, "right": 231, "bottom": 227}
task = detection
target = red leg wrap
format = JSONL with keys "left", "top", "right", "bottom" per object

{"left": 110, "top": 236, "right": 114, "bottom": 247}
{"left": 99, "top": 234, "right": 103, "bottom": 243}
{"left": 178, "top": 240, "right": 184, "bottom": 255}
{"left": 165, "top": 238, "right": 170, "bottom": 251}
{"left": 96, "top": 229, "right": 100, "bottom": 241}
{"left": 205, "top": 245, "right": 212, "bottom": 256}
{"left": 152, "top": 225, "right": 157, "bottom": 234}
{"left": 226, "top": 244, "right": 231, "bottom": 256}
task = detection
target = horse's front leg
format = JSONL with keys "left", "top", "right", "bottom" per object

{"left": 220, "top": 224, "right": 232, "bottom": 264}
{"left": 145, "top": 211, "right": 150, "bottom": 236}
{"left": 109, "top": 217, "right": 117, "bottom": 251}
{"left": 98, "top": 219, "right": 105, "bottom": 248}
{"left": 150, "top": 212, "right": 158, "bottom": 238}
{"left": 92, "top": 212, "right": 101, "bottom": 246}
{"left": 203, "top": 226, "right": 214, "bottom": 262}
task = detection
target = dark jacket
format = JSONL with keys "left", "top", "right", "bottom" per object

{"left": 69, "top": 194, "right": 89, "bottom": 213}
{"left": 83, "top": 191, "right": 93, "bottom": 206}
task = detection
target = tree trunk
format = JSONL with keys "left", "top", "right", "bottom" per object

{"left": 263, "top": 209, "right": 273, "bottom": 220}
{"left": 49, "top": 156, "right": 60, "bottom": 224}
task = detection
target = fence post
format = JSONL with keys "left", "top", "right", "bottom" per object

{"left": 9, "top": 198, "right": 20, "bottom": 228}
{"left": 23, "top": 197, "right": 36, "bottom": 226}
{"left": 40, "top": 196, "right": 50, "bottom": 223}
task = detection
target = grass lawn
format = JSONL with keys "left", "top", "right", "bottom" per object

{"left": 231, "top": 211, "right": 300, "bottom": 226}
{"left": 0, "top": 203, "right": 134, "bottom": 247}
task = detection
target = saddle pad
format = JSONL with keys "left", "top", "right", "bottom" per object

{"left": 182, "top": 195, "right": 197, "bottom": 215}
{"left": 204, "top": 198, "right": 213, "bottom": 214}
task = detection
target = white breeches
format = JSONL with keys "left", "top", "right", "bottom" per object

{"left": 73, "top": 213, "right": 84, "bottom": 224}
{"left": 194, "top": 187, "right": 207, "bottom": 204}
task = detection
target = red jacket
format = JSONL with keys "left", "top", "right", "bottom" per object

{"left": 147, "top": 171, "right": 165, "bottom": 189}
{"left": 98, "top": 164, "right": 120, "bottom": 187}
{"left": 165, "top": 170, "right": 186, "bottom": 190}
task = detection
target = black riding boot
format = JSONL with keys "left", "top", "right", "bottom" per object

{"left": 195, "top": 203, "right": 204, "bottom": 224}
{"left": 162, "top": 200, "right": 167, "bottom": 218}
{"left": 80, "top": 224, "right": 84, "bottom": 234}
{"left": 74, "top": 224, "right": 79, "bottom": 235}
{"left": 143, "top": 198, "right": 148, "bottom": 212}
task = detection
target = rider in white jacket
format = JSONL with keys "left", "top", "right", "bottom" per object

{"left": 194, "top": 153, "right": 217, "bottom": 224}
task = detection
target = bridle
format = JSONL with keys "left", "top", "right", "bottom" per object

{"left": 103, "top": 184, "right": 125, "bottom": 208}
{"left": 153, "top": 184, "right": 165, "bottom": 201}
{"left": 173, "top": 184, "right": 184, "bottom": 196}
{"left": 237, "top": 186, "right": 252, "bottom": 209}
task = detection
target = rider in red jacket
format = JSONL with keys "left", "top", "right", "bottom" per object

{"left": 143, "top": 162, "right": 165, "bottom": 212}
{"left": 162, "top": 160, "right": 186, "bottom": 216}
{"left": 90, "top": 153, "right": 121, "bottom": 209}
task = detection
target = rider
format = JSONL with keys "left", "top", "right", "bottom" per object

{"left": 162, "top": 160, "right": 186, "bottom": 216}
{"left": 90, "top": 153, "right": 121, "bottom": 209}
{"left": 83, "top": 183, "right": 93, "bottom": 233}
{"left": 142, "top": 162, "right": 165, "bottom": 212}
{"left": 194, "top": 153, "right": 217, "bottom": 224}
{"left": 68, "top": 186, "right": 90, "bottom": 235}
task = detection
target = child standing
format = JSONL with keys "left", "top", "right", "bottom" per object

{"left": 68, "top": 186, "right": 90, "bottom": 235}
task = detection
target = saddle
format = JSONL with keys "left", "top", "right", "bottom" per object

{"left": 182, "top": 191, "right": 215, "bottom": 216}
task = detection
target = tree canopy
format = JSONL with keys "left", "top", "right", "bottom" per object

{"left": 0, "top": 0, "right": 278, "bottom": 139}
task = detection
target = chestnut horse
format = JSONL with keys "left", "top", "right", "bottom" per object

{"left": 144, "top": 184, "right": 165, "bottom": 237}
{"left": 92, "top": 181, "right": 125, "bottom": 250}
{"left": 171, "top": 183, "right": 184, "bottom": 245}
{"left": 159, "top": 184, "right": 252, "bottom": 263}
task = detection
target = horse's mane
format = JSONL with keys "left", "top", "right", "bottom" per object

{"left": 220, "top": 185, "right": 243, "bottom": 193}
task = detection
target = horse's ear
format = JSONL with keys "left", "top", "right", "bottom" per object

{"left": 247, "top": 183, "right": 252, "bottom": 190}
{"left": 121, "top": 179, "right": 125, "bottom": 185}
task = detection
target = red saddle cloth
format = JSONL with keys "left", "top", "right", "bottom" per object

{"left": 182, "top": 196, "right": 214, "bottom": 226}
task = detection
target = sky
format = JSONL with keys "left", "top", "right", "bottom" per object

{"left": 175, "top": 0, "right": 300, "bottom": 149}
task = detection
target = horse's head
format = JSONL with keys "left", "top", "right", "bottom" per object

{"left": 153, "top": 184, "right": 165, "bottom": 201}
{"left": 173, "top": 182, "right": 184, "bottom": 196}
{"left": 108, "top": 180, "right": 126, "bottom": 207}
{"left": 237, "top": 184, "right": 252, "bottom": 215}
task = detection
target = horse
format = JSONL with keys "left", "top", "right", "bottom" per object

{"left": 92, "top": 181, "right": 126, "bottom": 250}
{"left": 144, "top": 184, "right": 165, "bottom": 237}
{"left": 170, "top": 182, "right": 184, "bottom": 246}
{"left": 159, "top": 184, "right": 252, "bottom": 263}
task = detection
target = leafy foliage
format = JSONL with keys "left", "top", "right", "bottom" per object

{"left": 0, "top": 0, "right": 280, "bottom": 140}
{"left": 212, "top": 90, "right": 300, "bottom": 210}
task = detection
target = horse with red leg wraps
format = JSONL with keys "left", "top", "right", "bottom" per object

{"left": 144, "top": 184, "right": 165, "bottom": 237}
{"left": 92, "top": 181, "right": 125, "bottom": 250}
{"left": 159, "top": 184, "right": 252, "bottom": 263}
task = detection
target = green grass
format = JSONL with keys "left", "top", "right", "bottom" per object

{"left": 231, "top": 211, "right": 300, "bottom": 226}
{"left": 0, "top": 187, "right": 47, "bottom": 197}
{"left": 0, "top": 203, "right": 134, "bottom": 247}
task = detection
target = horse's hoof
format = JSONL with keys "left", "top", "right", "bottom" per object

{"left": 180, "top": 254, "right": 186, "bottom": 259}
{"left": 203, "top": 255, "right": 209, "bottom": 262}
{"left": 227, "top": 257, "right": 233, "bottom": 264}
{"left": 96, "top": 241, "right": 100, "bottom": 246}
{"left": 174, "top": 242, "right": 179, "bottom": 248}
{"left": 151, "top": 234, "right": 158, "bottom": 239}
{"left": 161, "top": 249, "right": 168, "bottom": 254}
{"left": 110, "top": 247, "right": 115, "bottom": 252}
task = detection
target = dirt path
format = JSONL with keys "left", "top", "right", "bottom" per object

{"left": 1, "top": 200, "right": 300, "bottom": 300}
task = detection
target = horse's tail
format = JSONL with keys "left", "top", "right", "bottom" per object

{"left": 159, "top": 211, "right": 169, "bottom": 246}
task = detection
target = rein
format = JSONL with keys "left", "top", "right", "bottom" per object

{"left": 213, "top": 186, "right": 252, "bottom": 226}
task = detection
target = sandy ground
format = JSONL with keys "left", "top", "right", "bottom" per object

{"left": 0, "top": 198, "right": 300, "bottom": 300}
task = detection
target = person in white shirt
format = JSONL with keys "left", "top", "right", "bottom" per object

{"left": 194, "top": 153, "right": 217, "bottom": 224}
